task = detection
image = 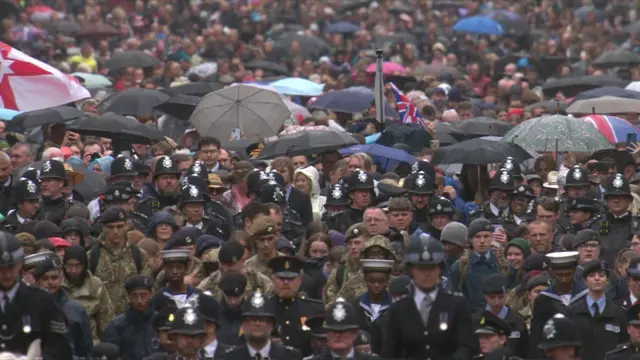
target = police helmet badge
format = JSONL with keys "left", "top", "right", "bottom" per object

{"left": 26, "top": 180, "right": 36, "bottom": 194}
{"left": 162, "top": 156, "right": 172, "bottom": 169}
{"left": 180, "top": 179, "right": 189, "bottom": 189}
{"left": 573, "top": 168, "right": 582, "bottom": 180}
{"left": 259, "top": 171, "right": 270, "bottom": 180}
{"left": 436, "top": 204, "right": 442, "bottom": 211}
{"left": 183, "top": 308, "right": 197, "bottom": 325}
{"left": 124, "top": 158, "right": 133, "bottom": 171}
{"left": 416, "top": 175, "right": 425, "bottom": 187}
{"left": 193, "top": 162, "right": 202, "bottom": 174}
{"left": 251, "top": 291, "right": 265, "bottom": 308}
{"left": 189, "top": 185, "right": 199, "bottom": 197}
{"left": 42, "top": 161, "right": 52, "bottom": 173}
{"left": 421, "top": 250, "right": 431, "bottom": 261}
{"left": 332, "top": 303, "right": 347, "bottom": 322}
{"left": 518, "top": 186, "right": 525, "bottom": 192}
{"left": 361, "top": 333, "right": 367, "bottom": 343}
{"left": 543, "top": 315, "right": 561, "bottom": 339}
{"left": 613, "top": 175, "right": 624, "bottom": 189}
{"left": 504, "top": 161, "right": 514, "bottom": 171}
{"left": 1, "top": 252, "right": 10, "bottom": 262}
{"left": 114, "top": 190, "right": 120, "bottom": 198}
{"left": 500, "top": 172, "right": 510, "bottom": 184}
{"left": 273, "top": 186, "right": 284, "bottom": 202}
{"left": 332, "top": 187, "right": 342, "bottom": 199}
{"left": 411, "top": 162, "right": 419, "bottom": 174}
{"left": 358, "top": 171, "right": 367, "bottom": 183}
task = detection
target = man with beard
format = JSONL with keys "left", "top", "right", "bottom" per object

{"left": 102, "top": 275, "right": 158, "bottom": 360}
{"left": 136, "top": 156, "right": 181, "bottom": 219}
{"left": 37, "top": 159, "right": 86, "bottom": 220}
{"left": 151, "top": 249, "right": 203, "bottom": 311}
{"left": 404, "top": 171, "right": 434, "bottom": 226}
{"left": 62, "top": 244, "right": 115, "bottom": 344}
{"left": 87, "top": 156, "right": 138, "bottom": 221}
{"left": 0, "top": 232, "right": 72, "bottom": 357}
{"left": 526, "top": 220, "right": 556, "bottom": 254}
{"left": 3, "top": 179, "right": 40, "bottom": 233}
{"left": 468, "top": 169, "right": 515, "bottom": 224}
{"left": 34, "top": 256, "right": 93, "bottom": 358}
{"left": 327, "top": 169, "right": 375, "bottom": 233}
{"left": 219, "top": 290, "right": 302, "bottom": 360}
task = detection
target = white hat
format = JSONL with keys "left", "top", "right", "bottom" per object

{"left": 360, "top": 259, "right": 395, "bottom": 269}
{"left": 160, "top": 249, "right": 191, "bottom": 261}
{"left": 543, "top": 171, "right": 559, "bottom": 189}
{"left": 545, "top": 251, "right": 579, "bottom": 267}
{"left": 24, "top": 252, "right": 54, "bottom": 267}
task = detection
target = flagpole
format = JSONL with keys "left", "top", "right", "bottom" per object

{"left": 374, "top": 49, "right": 385, "bottom": 132}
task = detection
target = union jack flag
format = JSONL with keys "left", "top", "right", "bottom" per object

{"left": 389, "top": 82, "right": 428, "bottom": 128}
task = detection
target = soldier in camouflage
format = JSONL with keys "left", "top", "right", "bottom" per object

{"left": 244, "top": 217, "right": 286, "bottom": 278}
{"left": 87, "top": 207, "right": 153, "bottom": 315}
{"left": 323, "top": 223, "right": 369, "bottom": 305}
{"left": 198, "top": 240, "right": 274, "bottom": 301}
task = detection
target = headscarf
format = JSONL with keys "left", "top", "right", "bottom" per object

{"left": 63, "top": 244, "right": 89, "bottom": 279}
{"left": 89, "top": 156, "right": 114, "bottom": 176}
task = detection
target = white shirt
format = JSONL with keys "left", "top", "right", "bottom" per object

{"left": 16, "top": 213, "right": 26, "bottom": 224}
{"left": 204, "top": 339, "right": 218, "bottom": 358}
{"left": 489, "top": 203, "right": 501, "bottom": 217}
{"left": 559, "top": 294, "right": 572, "bottom": 306}
{"left": 184, "top": 222, "right": 204, "bottom": 230}
{"left": 631, "top": 293, "right": 638, "bottom": 304}
{"left": 248, "top": 340, "right": 271, "bottom": 359}
{"left": 0, "top": 282, "right": 19, "bottom": 312}
{"left": 330, "top": 348, "right": 355, "bottom": 358}
{"left": 513, "top": 214, "right": 522, "bottom": 225}
{"left": 413, "top": 286, "right": 438, "bottom": 311}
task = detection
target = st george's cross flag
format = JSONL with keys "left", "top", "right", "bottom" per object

{"left": 0, "top": 41, "right": 90, "bottom": 111}
{"left": 389, "top": 82, "right": 428, "bottom": 128}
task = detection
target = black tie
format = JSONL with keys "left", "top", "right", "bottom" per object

{"left": 254, "top": 353, "right": 262, "bottom": 360}
{"left": 3, "top": 295, "right": 11, "bottom": 314}
{"left": 592, "top": 302, "right": 601, "bottom": 318}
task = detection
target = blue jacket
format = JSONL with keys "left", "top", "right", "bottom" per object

{"left": 449, "top": 250, "right": 505, "bottom": 313}
{"left": 102, "top": 307, "right": 157, "bottom": 360}
{"left": 55, "top": 290, "right": 92, "bottom": 358}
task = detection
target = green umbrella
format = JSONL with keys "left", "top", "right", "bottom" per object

{"left": 501, "top": 114, "right": 613, "bottom": 152}
{"left": 71, "top": 72, "right": 113, "bottom": 89}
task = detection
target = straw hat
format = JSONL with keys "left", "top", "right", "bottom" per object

{"left": 543, "top": 171, "right": 559, "bottom": 189}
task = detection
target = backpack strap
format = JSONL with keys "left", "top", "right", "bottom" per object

{"left": 89, "top": 244, "right": 101, "bottom": 275}
{"left": 131, "top": 245, "right": 142, "bottom": 273}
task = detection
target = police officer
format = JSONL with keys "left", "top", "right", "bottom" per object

{"left": 178, "top": 184, "right": 225, "bottom": 239}
{"left": 405, "top": 170, "right": 435, "bottom": 225}
{"left": 3, "top": 179, "right": 41, "bottom": 233}
{"left": 321, "top": 184, "right": 349, "bottom": 224}
{"left": 327, "top": 169, "right": 374, "bottom": 233}
{"left": 422, "top": 196, "right": 456, "bottom": 240}
{"left": 219, "top": 290, "right": 303, "bottom": 360}
{"left": 501, "top": 184, "right": 536, "bottom": 236}
{"left": 88, "top": 156, "right": 139, "bottom": 221}
{"left": 169, "top": 306, "right": 207, "bottom": 359}
{"left": 303, "top": 316, "right": 327, "bottom": 359}
{"left": 152, "top": 249, "right": 203, "bottom": 311}
{"left": 380, "top": 234, "right": 479, "bottom": 359}
{"left": 538, "top": 313, "right": 582, "bottom": 360}
{"left": 38, "top": 159, "right": 84, "bottom": 220}
{"left": 468, "top": 169, "right": 515, "bottom": 224}
{"left": 0, "top": 231, "right": 72, "bottom": 357}
{"left": 308, "top": 299, "right": 382, "bottom": 360}
{"left": 566, "top": 196, "right": 601, "bottom": 234}
{"left": 136, "top": 156, "right": 181, "bottom": 219}
{"left": 269, "top": 256, "right": 324, "bottom": 356}
{"left": 260, "top": 181, "right": 305, "bottom": 247}
{"left": 605, "top": 302, "right": 640, "bottom": 359}
{"left": 198, "top": 293, "right": 232, "bottom": 358}
{"left": 152, "top": 305, "right": 178, "bottom": 356}
{"left": 181, "top": 174, "right": 232, "bottom": 241}
{"left": 599, "top": 173, "right": 638, "bottom": 265}
{"left": 93, "top": 182, "right": 148, "bottom": 233}
{"left": 559, "top": 165, "right": 593, "bottom": 230}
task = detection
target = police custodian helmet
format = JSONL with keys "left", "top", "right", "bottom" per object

{"left": 0, "top": 232, "right": 24, "bottom": 266}
{"left": 404, "top": 233, "right": 446, "bottom": 266}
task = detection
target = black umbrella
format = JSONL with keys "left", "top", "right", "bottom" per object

{"left": 434, "top": 122, "right": 458, "bottom": 145}
{"left": 7, "top": 106, "right": 85, "bottom": 131}
{"left": 431, "top": 138, "right": 532, "bottom": 165}
{"left": 44, "top": 21, "right": 82, "bottom": 35}
{"left": 245, "top": 60, "right": 291, "bottom": 76}
{"left": 258, "top": 130, "right": 358, "bottom": 159}
{"left": 105, "top": 50, "right": 162, "bottom": 70}
{"left": 165, "top": 82, "right": 223, "bottom": 97}
{"left": 31, "top": 160, "right": 106, "bottom": 202}
{"left": 451, "top": 117, "right": 512, "bottom": 139}
{"left": 337, "top": 0, "right": 373, "bottom": 14}
{"left": 525, "top": 100, "right": 569, "bottom": 113}
{"left": 273, "top": 32, "right": 330, "bottom": 61}
{"left": 376, "top": 123, "right": 433, "bottom": 154}
{"left": 67, "top": 112, "right": 165, "bottom": 144}
{"left": 220, "top": 139, "right": 254, "bottom": 159}
{"left": 592, "top": 49, "right": 640, "bottom": 68}
{"left": 78, "top": 23, "right": 120, "bottom": 38}
{"left": 154, "top": 93, "right": 200, "bottom": 120}
{"left": 97, "top": 88, "right": 170, "bottom": 116}
{"left": 431, "top": 0, "right": 464, "bottom": 9}
{"left": 541, "top": 75, "right": 628, "bottom": 98}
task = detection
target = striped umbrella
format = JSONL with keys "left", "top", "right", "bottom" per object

{"left": 580, "top": 115, "right": 640, "bottom": 144}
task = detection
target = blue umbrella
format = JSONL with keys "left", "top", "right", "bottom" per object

{"left": 0, "top": 109, "right": 21, "bottom": 121}
{"left": 309, "top": 87, "right": 399, "bottom": 119}
{"left": 339, "top": 143, "right": 416, "bottom": 171}
{"left": 325, "top": 21, "right": 360, "bottom": 34}
{"left": 269, "top": 77, "right": 324, "bottom": 96}
{"left": 453, "top": 16, "right": 504, "bottom": 35}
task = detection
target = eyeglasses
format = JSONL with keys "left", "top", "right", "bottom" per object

{"left": 578, "top": 242, "right": 600, "bottom": 249}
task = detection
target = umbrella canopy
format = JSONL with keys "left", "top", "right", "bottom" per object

{"left": 44, "top": 21, "right": 82, "bottom": 35}
{"left": 71, "top": 72, "right": 112, "bottom": 89}
{"left": 580, "top": 115, "right": 640, "bottom": 144}
{"left": 165, "top": 82, "right": 223, "bottom": 97}
{"left": 78, "top": 23, "right": 120, "bottom": 38}
{"left": 592, "top": 49, "right": 640, "bottom": 68}
{"left": 67, "top": 112, "right": 165, "bottom": 144}
{"left": 483, "top": 9, "right": 527, "bottom": 35}
{"left": 97, "top": 88, "right": 170, "bottom": 116}
{"left": 0, "top": 0, "right": 19, "bottom": 18}
{"left": 627, "top": 82, "right": 640, "bottom": 92}
{"left": 572, "top": 86, "right": 640, "bottom": 103}
{"left": 189, "top": 85, "right": 291, "bottom": 142}
{"left": 105, "top": 50, "right": 162, "bottom": 70}
{"left": 325, "top": 21, "right": 360, "bottom": 34}
{"left": 453, "top": 16, "right": 504, "bottom": 35}
{"left": 282, "top": 98, "right": 312, "bottom": 120}
{"left": 186, "top": 62, "right": 218, "bottom": 79}
{"left": 366, "top": 62, "right": 406, "bottom": 75}
{"left": 339, "top": 144, "right": 417, "bottom": 171}
{"left": 566, "top": 96, "right": 640, "bottom": 114}
{"left": 308, "top": 86, "right": 398, "bottom": 116}
{"left": 524, "top": 100, "right": 569, "bottom": 113}
{"left": 258, "top": 129, "right": 357, "bottom": 159}
{"left": 244, "top": 60, "right": 291, "bottom": 76}
{"left": 154, "top": 93, "right": 201, "bottom": 120}
{"left": 450, "top": 117, "right": 512, "bottom": 139}
{"left": 376, "top": 122, "right": 433, "bottom": 153}
{"left": 31, "top": 160, "right": 106, "bottom": 201}
{"left": 7, "top": 106, "right": 85, "bottom": 131}
{"left": 431, "top": 138, "right": 532, "bottom": 165}
{"left": 542, "top": 76, "right": 628, "bottom": 98}
{"left": 269, "top": 78, "right": 324, "bottom": 96}
{"left": 0, "top": 109, "right": 21, "bottom": 121}
{"left": 501, "top": 114, "right": 613, "bottom": 152}
{"left": 273, "top": 32, "right": 330, "bottom": 60}
{"left": 434, "top": 123, "right": 459, "bottom": 145}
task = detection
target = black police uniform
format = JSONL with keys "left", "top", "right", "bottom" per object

{"left": 421, "top": 196, "right": 456, "bottom": 240}
{"left": 0, "top": 232, "right": 73, "bottom": 359}
{"left": 605, "top": 302, "right": 640, "bottom": 360}
{"left": 94, "top": 182, "right": 149, "bottom": 233}
{"left": 566, "top": 196, "right": 602, "bottom": 234}
{"left": 468, "top": 169, "right": 515, "bottom": 225}
{"left": 558, "top": 166, "right": 594, "bottom": 230}
{"left": 37, "top": 159, "right": 84, "bottom": 221}
{"left": 168, "top": 307, "right": 208, "bottom": 359}
{"left": 307, "top": 300, "right": 383, "bottom": 360}
{"left": 3, "top": 179, "right": 41, "bottom": 233}
{"left": 269, "top": 256, "right": 324, "bottom": 356}
{"left": 178, "top": 184, "right": 226, "bottom": 239}
{"left": 136, "top": 156, "right": 181, "bottom": 219}
{"left": 321, "top": 183, "right": 349, "bottom": 226}
{"left": 537, "top": 313, "right": 582, "bottom": 360}
{"left": 260, "top": 181, "right": 305, "bottom": 247}
{"left": 598, "top": 173, "right": 639, "bottom": 266}
{"left": 218, "top": 291, "right": 303, "bottom": 360}
{"left": 471, "top": 310, "right": 523, "bottom": 359}
{"left": 216, "top": 271, "right": 247, "bottom": 346}
{"left": 181, "top": 175, "right": 232, "bottom": 241}
{"left": 500, "top": 184, "right": 536, "bottom": 237}
{"left": 327, "top": 170, "right": 374, "bottom": 233}
{"left": 567, "top": 260, "right": 628, "bottom": 360}
{"left": 405, "top": 171, "right": 434, "bottom": 225}
{"left": 198, "top": 293, "right": 233, "bottom": 359}
{"left": 380, "top": 236, "right": 479, "bottom": 360}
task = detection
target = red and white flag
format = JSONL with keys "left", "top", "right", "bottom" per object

{"left": 0, "top": 41, "right": 90, "bottom": 111}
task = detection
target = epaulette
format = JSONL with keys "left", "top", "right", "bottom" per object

{"left": 285, "top": 346, "right": 297, "bottom": 351}
{"left": 329, "top": 211, "right": 345, "bottom": 218}
{"left": 299, "top": 294, "right": 324, "bottom": 303}
{"left": 447, "top": 290, "right": 464, "bottom": 297}
{"left": 224, "top": 346, "right": 237, "bottom": 354}
{"left": 605, "top": 343, "right": 630, "bottom": 356}
{"left": 133, "top": 211, "right": 148, "bottom": 220}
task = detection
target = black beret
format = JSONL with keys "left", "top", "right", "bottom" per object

{"left": 100, "top": 207, "right": 128, "bottom": 224}
{"left": 218, "top": 241, "right": 245, "bottom": 264}
{"left": 481, "top": 273, "right": 508, "bottom": 294}
{"left": 468, "top": 218, "right": 494, "bottom": 238}
{"left": 34, "top": 256, "right": 61, "bottom": 279}
{"left": 124, "top": 274, "right": 153, "bottom": 293}
{"left": 571, "top": 229, "right": 599, "bottom": 249}
{"left": 582, "top": 260, "right": 609, "bottom": 278}
{"left": 153, "top": 305, "right": 177, "bottom": 331}
{"left": 389, "top": 275, "right": 412, "bottom": 296}
{"left": 219, "top": 271, "right": 247, "bottom": 296}
{"left": 90, "top": 342, "right": 120, "bottom": 360}
{"left": 167, "top": 227, "right": 201, "bottom": 249}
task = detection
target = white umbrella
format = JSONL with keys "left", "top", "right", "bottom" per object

{"left": 626, "top": 81, "right": 640, "bottom": 92}
{"left": 566, "top": 96, "right": 640, "bottom": 114}
{"left": 189, "top": 84, "right": 291, "bottom": 142}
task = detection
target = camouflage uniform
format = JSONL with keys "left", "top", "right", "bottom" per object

{"left": 197, "top": 268, "right": 274, "bottom": 301}
{"left": 244, "top": 251, "right": 285, "bottom": 278}
{"left": 153, "top": 257, "right": 205, "bottom": 291}
{"left": 63, "top": 273, "right": 115, "bottom": 344}
{"left": 335, "top": 235, "right": 397, "bottom": 302}
{"left": 87, "top": 233, "right": 153, "bottom": 315}
{"left": 244, "top": 217, "right": 284, "bottom": 278}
